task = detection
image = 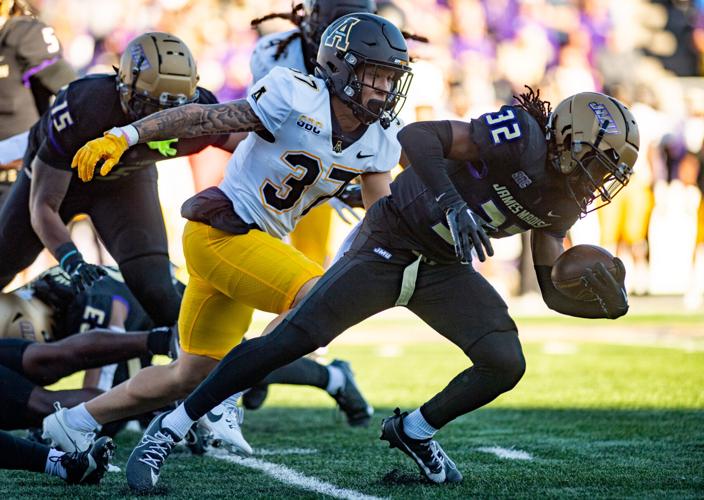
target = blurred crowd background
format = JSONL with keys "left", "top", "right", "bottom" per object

{"left": 22, "top": 0, "right": 704, "bottom": 308}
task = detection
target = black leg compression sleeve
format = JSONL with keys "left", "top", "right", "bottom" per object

{"left": 420, "top": 330, "right": 526, "bottom": 429}
{"left": 0, "top": 430, "right": 49, "bottom": 472}
{"left": 184, "top": 319, "right": 320, "bottom": 419}
{"left": 0, "top": 365, "right": 37, "bottom": 430}
{"left": 259, "top": 357, "right": 329, "bottom": 389}
{"left": 118, "top": 255, "right": 181, "bottom": 326}
{"left": 0, "top": 339, "right": 32, "bottom": 376}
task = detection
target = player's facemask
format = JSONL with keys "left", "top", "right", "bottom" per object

{"left": 346, "top": 58, "right": 412, "bottom": 128}
{"left": 559, "top": 132, "right": 633, "bottom": 216}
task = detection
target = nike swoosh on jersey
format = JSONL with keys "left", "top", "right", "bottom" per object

{"left": 206, "top": 411, "right": 224, "bottom": 423}
{"left": 546, "top": 210, "right": 561, "bottom": 218}
{"left": 356, "top": 152, "right": 374, "bottom": 159}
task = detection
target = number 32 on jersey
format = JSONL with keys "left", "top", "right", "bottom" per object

{"left": 485, "top": 109, "right": 522, "bottom": 144}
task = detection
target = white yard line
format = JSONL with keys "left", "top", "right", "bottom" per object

{"left": 477, "top": 446, "right": 533, "bottom": 461}
{"left": 209, "top": 450, "right": 385, "bottom": 500}
{"left": 254, "top": 448, "right": 318, "bottom": 456}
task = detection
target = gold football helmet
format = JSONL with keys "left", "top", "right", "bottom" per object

{"left": 548, "top": 92, "right": 640, "bottom": 214}
{"left": 0, "top": 292, "right": 53, "bottom": 343}
{"left": 117, "top": 32, "right": 199, "bottom": 120}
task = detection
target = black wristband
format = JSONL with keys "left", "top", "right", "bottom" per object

{"left": 147, "top": 326, "right": 172, "bottom": 356}
{"left": 55, "top": 242, "right": 83, "bottom": 274}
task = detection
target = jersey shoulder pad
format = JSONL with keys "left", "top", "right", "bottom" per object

{"left": 247, "top": 66, "right": 320, "bottom": 134}
{"left": 250, "top": 29, "right": 302, "bottom": 83}
{"left": 470, "top": 105, "right": 547, "bottom": 168}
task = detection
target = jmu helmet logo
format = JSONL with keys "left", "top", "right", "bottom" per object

{"left": 130, "top": 44, "right": 151, "bottom": 70}
{"left": 324, "top": 17, "right": 361, "bottom": 52}
{"left": 588, "top": 101, "right": 620, "bottom": 134}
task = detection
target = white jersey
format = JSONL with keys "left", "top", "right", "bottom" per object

{"left": 219, "top": 66, "right": 402, "bottom": 239}
{"left": 250, "top": 29, "right": 306, "bottom": 84}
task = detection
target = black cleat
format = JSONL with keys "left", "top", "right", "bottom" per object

{"left": 126, "top": 412, "right": 179, "bottom": 493}
{"left": 380, "top": 408, "right": 449, "bottom": 484}
{"left": 59, "top": 436, "right": 115, "bottom": 485}
{"left": 242, "top": 383, "right": 269, "bottom": 410}
{"left": 329, "top": 359, "right": 373, "bottom": 427}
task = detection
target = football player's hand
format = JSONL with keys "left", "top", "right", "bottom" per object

{"left": 329, "top": 197, "right": 361, "bottom": 224}
{"left": 71, "top": 133, "right": 129, "bottom": 182}
{"left": 68, "top": 262, "right": 107, "bottom": 293}
{"left": 445, "top": 202, "right": 494, "bottom": 263}
{"left": 336, "top": 184, "right": 364, "bottom": 209}
{"left": 581, "top": 257, "right": 628, "bottom": 319}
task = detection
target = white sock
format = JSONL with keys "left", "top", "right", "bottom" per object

{"left": 161, "top": 403, "right": 195, "bottom": 440}
{"left": 63, "top": 403, "right": 101, "bottom": 432}
{"left": 325, "top": 365, "right": 346, "bottom": 395}
{"left": 403, "top": 408, "right": 437, "bottom": 440}
{"left": 44, "top": 448, "right": 67, "bottom": 479}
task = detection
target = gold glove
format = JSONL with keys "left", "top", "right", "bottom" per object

{"left": 71, "top": 132, "right": 129, "bottom": 182}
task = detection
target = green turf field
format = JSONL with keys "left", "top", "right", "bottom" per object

{"left": 1, "top": 324, "right": 702, "bottom": 499}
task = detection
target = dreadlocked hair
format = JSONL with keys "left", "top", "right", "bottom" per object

{"left": 251, "top": 3, "right": 305, "bottom": 61}
{"left": 401, "top": 31, "right": 429, "bottom": 43}
{"left": 514, "top": 86, "right": 552, "bottom": 131}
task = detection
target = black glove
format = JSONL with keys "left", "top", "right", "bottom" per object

{"left": 336, "top": 184, "right": 363, "bottom": 209}
{"left": 56, "top": 242, "right": 106, "bottom": 293}
{"left": 444, "top": 201, "right": 494, "bottom": 263}
{"left": 580, "top": 257, "right": 628, "bottom": 319}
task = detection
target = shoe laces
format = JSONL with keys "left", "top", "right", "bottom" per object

{"left": 222, "top": 400, "right": 244, "bottom": 427}
{"left": 137, "top": 431, "right": 176, "bottom": 470}
{"left": 417, "top": 439, "right": 444, "bottom": 469}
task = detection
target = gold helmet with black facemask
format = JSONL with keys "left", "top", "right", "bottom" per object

{"left": 547, "top": 92, "right": 640, "bottom": 215}
{"left": 117, "top": 32, "right": 199, "bottom": 120}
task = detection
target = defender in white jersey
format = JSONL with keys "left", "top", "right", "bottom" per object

{"left": 222, "top": 65, "right": 400, "bottom": 238}
{"left": 65, "top": 13, "right": 413, "bottom": 470}
{"left": 249, "top": 0, "right": 377, "bottom": 266}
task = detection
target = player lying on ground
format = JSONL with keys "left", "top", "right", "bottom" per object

{"left": 44, "top": 13, "right": 408, "bottom": 459}
{"left": 122, "top": 88, "right": 638, "bottom": 491}
{"left": 0, "top": 265, "right": 176, "bottom": 436}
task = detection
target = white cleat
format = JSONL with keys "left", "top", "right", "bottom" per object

{"left": 198, "top": 400, "right": 252, "bottom": 457}
{"left": 42, "top": 403, "right": 96, "bottom": 453}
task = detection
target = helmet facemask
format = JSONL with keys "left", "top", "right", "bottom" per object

{"left": 334, "top": 52, "right": 412, "bottom": 128}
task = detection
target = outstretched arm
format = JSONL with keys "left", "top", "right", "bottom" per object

{"left": 128, "top": 100, "right": 266, "bottom": 143}
{"left": 71, "top": 100, "right": 265, "bottom": 182}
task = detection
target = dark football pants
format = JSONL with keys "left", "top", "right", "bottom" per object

{"left": 184, "top": 231, "right": 524, "bottom": 429}
{"left": 0, "top": 167, "right": 180, "bottom": 326}
{"left": 0, "top": 429, "right": 49, "bottom": 473}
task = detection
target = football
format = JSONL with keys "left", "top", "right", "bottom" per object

{"left": 550, "top": 244, "right": 618, "bottom": 300}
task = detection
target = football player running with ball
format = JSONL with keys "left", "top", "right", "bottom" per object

{"left": 70, "top": 13, "right": 412, "bottom": 483}
{"left": 122, "top": 88, "right": 638, "bottom": 490}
